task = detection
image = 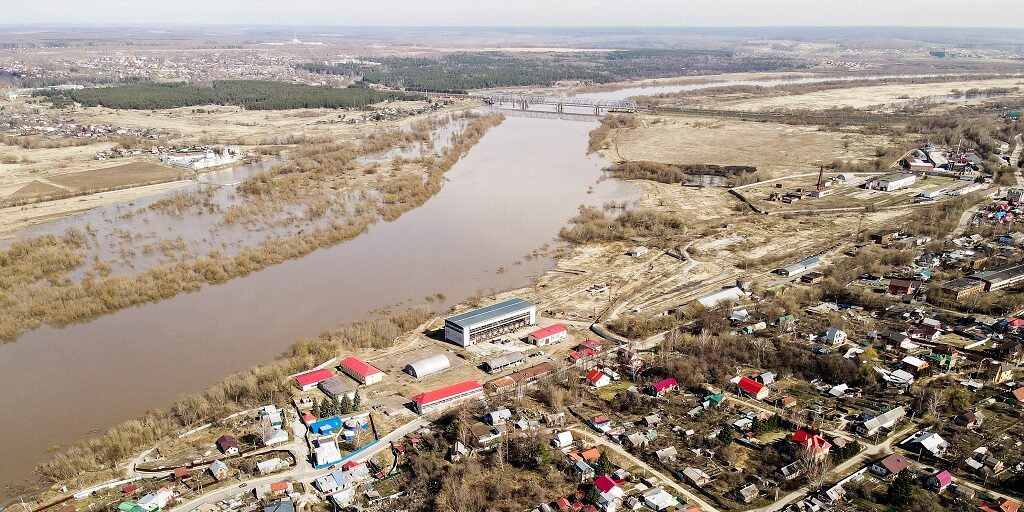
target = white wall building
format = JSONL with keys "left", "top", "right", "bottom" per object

{"left": 444, "top": 298, "right": 536, "bottom": 346}
{"left": 865, "top": 173, "right": 917, "bottom": 192}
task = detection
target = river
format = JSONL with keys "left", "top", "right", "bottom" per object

{"left": 0, "top": 112, "right": 640, "bottom": 500}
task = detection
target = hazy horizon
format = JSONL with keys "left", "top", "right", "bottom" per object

{"left": 4, "top": 0, "right": 1020, "bottom": 28}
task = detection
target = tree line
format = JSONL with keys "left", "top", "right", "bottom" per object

{"left": 299, "top": 50, "right": 806, "bottom": 93}
{"left": 33, "top": 80, "right": 420, "bottom": 110}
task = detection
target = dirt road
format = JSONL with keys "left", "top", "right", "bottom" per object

{"left": 569, "top": 426, "right": 721, "bottom": 512}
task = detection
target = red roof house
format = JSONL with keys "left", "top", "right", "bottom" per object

{"left": 926, "top": 470, "right": 953, "bottom": 493}
{"left": 585, "top": 369, "right": 611, "bottom": 388}
{"left": 651, "top": 377, "right": 678, "bottom": 396}
{"left": 792, "top": 429, "right": 832, "bottom": 456}
{"left": 594, "top": 474, "right": 624, "bottom": 501}
{"left": 122, "top": 485, "right": 138, "bottom": 495}
{"left": 294, "top": 369, "right": 333, "bottom": 391}
{"left": 736, "top": 376, "right": 769, "bottom": 400}
{"left": 556, "top": 497, "right": 572, "bottom": 511}
{"left": 216, "top": 435, "right": 239, "bottom": 455}
{"left": 411, "top": 380, "right": 483, "bottom": 414}
{"left": 339, "top": 356, "right": 383, "bottom": 385}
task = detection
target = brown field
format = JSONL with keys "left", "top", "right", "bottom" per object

{"left": 6, "top": 180, "right": 66, "bottom": 201}
{"left": 722, "top": 77, "right": 1024, "bottom": 111}
{"left": 599, "top": 114, "right": 894, "bottom": 176}
{"left": 46, "top": 162, "right": 182, "bottom": 191}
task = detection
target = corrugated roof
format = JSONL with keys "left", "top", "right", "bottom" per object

{"left": 530, "top": 324, "right": 566, "bottom": 339}
{"left": 412, "top": 380, "right": 482, "bottom": 406}
{"left": 340, "top": 356, "right": 381, "bottom": 377}
{"left": 295, "top": 369, "right": 333, "bottom": 387}
{"left": 484, "top": 351, "right": 526, "bottom": 369}
{"left": 445, "top": 298, "right": 534, "bottom": 329}
{"left": 404, "top": 353, "right": 450, "bottom": 378}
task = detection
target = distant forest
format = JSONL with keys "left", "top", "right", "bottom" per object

{"left": 33, "top": 81, "right": 421, "bottom": 110}
{"left": 300, "top": 50, "right": 806, "bottom": 93}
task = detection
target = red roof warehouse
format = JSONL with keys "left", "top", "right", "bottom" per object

{"left": 339, "top": 356, "right": 384, "bottom": 385}
{"left": 528, "top": 324, "right": 568, "bottom": 345}
{"left": 294, "top": 369, "right": 333, "bottom": 391}
{"left": 411, "top": 380, "right": 483, "bottom": 414}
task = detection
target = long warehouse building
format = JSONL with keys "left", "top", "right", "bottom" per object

{"left": 411, "top": 380, "right": 484, "bottom": 414}
{"left": 444, "top": 298, "right": 536, "bottom": 347}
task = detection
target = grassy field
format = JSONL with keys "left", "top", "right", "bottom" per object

{"left": 47, "top": 162, "right": 182, "bottom": 191}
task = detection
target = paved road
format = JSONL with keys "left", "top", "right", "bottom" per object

{"left": 170, "top": 416, "right": 428, "bottom": 512}
{"left": 568, "top": 427, "right": 721, "bottom": 512}
{"left": 1011, "top": 134, "right": 1022, "bottom": 170}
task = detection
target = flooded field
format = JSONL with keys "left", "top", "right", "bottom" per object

{"left": 0, "top": 113, "right": 639, "bottom": 496}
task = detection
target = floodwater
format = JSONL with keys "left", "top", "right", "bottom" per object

{"left": 0, "top": 114, "right": 640, "bottom": 499}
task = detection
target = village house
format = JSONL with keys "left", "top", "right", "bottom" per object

{"left": 650, "top": 377, "right": 678, "bottom": 397}
{"left": 216, "top": 435, "right": 239, "bottom": 455}
{"left": 594, "top": 475, "right": 624, "bottom": 511}
{"left": 869, "top": 453, "right": 909, "bottom": 478}
{"left": 905, "top": 432, "right": 949, "bottom": 457}
{"left": 926, "top": 470, "right": 954, "bottom": 493}
{"left": 552, "top": 431, "right": 574, "bottom": 449}
{"left": 736, "top": 483, "right": 759, "bottom": 504}
{"left": 888, "top": 278, "right": 922, "bottom": 296}
{"left": 641, "top": 488, "right": 677, "bottom": 511}
{"left": 682, "top": 467, "right": 712, "bottom": 487}
{"left": 208, "top": 460, "right": 230, "bottom": 481}
{"left": 586, "top": 368, "right": 612, "bottom": 388}
{"left": 572, "top": 460, "right": 595, "bottom": 482}
{"left": 955, "top": 410, "right": 985, "bottom": 428}
{"left": 734, "top": 375, "right": 770, "bottom": 400}
{"left": 825, "top": 326, "right": 847, "bottom": 345}
{"left": 856, "top": 406, "right": 906, "bottom": 436}
{"left": 792, "top": 429, "right": 832, "bottom": 459}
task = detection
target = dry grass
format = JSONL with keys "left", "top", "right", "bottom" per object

{"left": 0, "top": 112, "right": 505, "bottom": 341}
{"left": 600, "top": 114, "right": 892, "bottom": 177}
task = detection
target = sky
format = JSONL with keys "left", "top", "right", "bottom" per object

{"left": 3, "top": 0, "right": 1020, "bottom": 27}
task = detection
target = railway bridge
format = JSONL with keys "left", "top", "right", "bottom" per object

{"left": 482, "top": 93, "right": 638, "bottom": 115}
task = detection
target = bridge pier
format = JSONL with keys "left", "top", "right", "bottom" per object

{"left": 556, "top": 103, "right": 564, "bottom": 114}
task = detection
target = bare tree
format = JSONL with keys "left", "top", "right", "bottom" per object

{"left": 800, "top": 448, "right": 833, "bottom": 491}
{"left": 256, "top": 416, "right": 277, "bottom": 446}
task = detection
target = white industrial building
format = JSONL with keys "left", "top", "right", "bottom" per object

{"left": 444, "top": 298, "right": 536, "bottom": 346}
{"left": 776, "top": 256, "right": 821, "bottom": 277}
{"left": 404, "top": 353, "right": 451, "bottom": 378}
{"left": 864, "top": 173, "right": 917, "bottom": 192}
{"left": 482, "top": 352, "right": 526, "bottom": 373}
{"left": 696, "top": 286, "right": 746, "bottom": 308}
